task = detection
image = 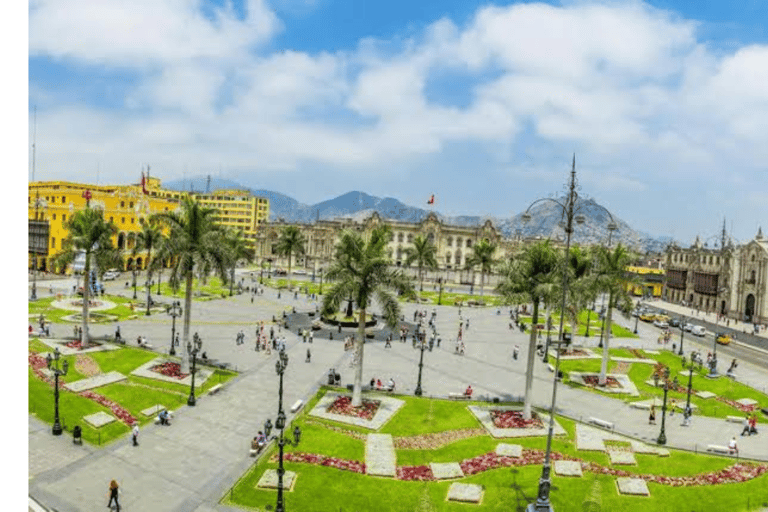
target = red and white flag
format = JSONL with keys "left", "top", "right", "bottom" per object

{"left": 427, "top": 194, "right": 435, "bottom": 205}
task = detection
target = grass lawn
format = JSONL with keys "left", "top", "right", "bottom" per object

{"left": 28, "top": 295, "right": 139, "bottom": 324}
{"left": 223, "top": 390, "right": 768, "bottom": 511}
{"left": 152, "top": 276, "right": 232, "bottom": 301}
{"left": 518, "top": 312, "right": 636, "bottom": 339}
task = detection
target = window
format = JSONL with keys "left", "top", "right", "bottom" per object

{"left": 51, "top": 238, "right": 55, "bottom": 249}
{"left": 407, "top": 234, "right": 413, "bottom": 243}
{"left": 447, "top": 236, "right": 453, "bottom": 247}
{"left": 398, "top": 233, "right": 404, "bottom": 243}
{"left": 62, "top": 214, "right": 66, "bottom": 221}
{"left": 62, "top": 196, "right": 66, "bottom": 203}
{"left": 131, "top": 217, "right": 135, "bottom": 224}
{"left": 130, "top": 201, "right": 134, "bottom": 208}
{"left": 52, "top": 214, "right": 56, "bottom": 221}
{"left": 121, "top": 201, "right": 125, "bottom": 208}
{"left": 110, "top": 217, "right": 114, "bottom": 223}
{"left": 466, "top": 239, "right": 472, "bottom": 248}
{"left": 122, "top": 217, "right": 125, "bottom": 224}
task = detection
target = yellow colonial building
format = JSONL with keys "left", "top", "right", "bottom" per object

{"left": 191, "top": 189, "right": 269, "bottom": 247}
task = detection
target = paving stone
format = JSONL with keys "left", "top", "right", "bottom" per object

{"left": 679, "top": 369, "right": 696, "bottom": 377}
{"left": 430, "top": 462, "right": 464, "bottom": 479}
{"left": 653, "top": 448, "right": 670, "bottom": 457}
{"left": 130, "top": 357, "right": 213, "bottom": 387}
{"left": 83, "top": 411, "right": 116, "bottom": 428}
{"left": 696, "top": 391, "right": 716, "bottom": 399}
{"left": 737, "top": 398, "right": 758, "bottom": 406}
{"left": 365, "top": 434, "right": 396, "bottom": 477}
{"left": 575, "top": 424, "right": 626, "bottom": 452}
{"left": 256, "top": 469, "right": 297, "bottom": 490}
{"left": 141, "top": 404, "right": 167, "bottom": 417}
{"left": 630, "top": 441, "right": 658, "bottom": 454}
{"left": 553, "top": 460, "right": 583, "bottom": 477}
{"left": 64, "top": 371, "right": 127, "bottom": 392}
{"left": 608, "top": 450, "right": 637, "bottom": 465}
{"left": 447, "top": 483, "right": 484, "bottom": 503}
{"left": 495, "top": 443, "right": 522, "bottom": 457}
{"left": 644, "top": 350, "right": 661, "bottom": 355}
{"left": 616, "top": 477, "right": 650, "bottom": 496}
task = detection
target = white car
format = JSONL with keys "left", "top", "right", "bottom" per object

{"left": 653, "top": 319, "right": 669, "bottom": 329}
{"left": 690, "top": 325, "right": 706, "bottom": 337}
{"left": 293, "top": 269, "right": 307, "bottom": 275}
{"left": 683, "top": 323, "right": 694, "bottom": 332}
{"left": 102, "top": 270, "right": 120, "bottom": 281}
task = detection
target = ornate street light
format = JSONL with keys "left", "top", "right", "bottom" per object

{"left": 187, "top": 333, "right": 202, "bottom": 406}
{"left": 524, "top": 156, "right": 617, "bottom": 512}
{"left": 264, "top": 348, "right": 301, "bottom": 512}
{"left": 131, "top": 260, "right": 138, "bottom": 300}
{"left": 657, "top": 367, "right": 671, "bottom": 445}
{"left": 46, "top": 347, "right": 69, "bottom": 435}
{"left": 318, "top": 268, "right": 324, "bottom": 296}
{"left": 683, "top": 358, "right": 695, "bottom": 425}
{"left": 414, "top": 339, "right": 427, "bottom": 396}
{"left": 678, "top": 315, "right": 686, "bottom": 356}
{"left": 166, "top": 300, "right": 182, "bottom": 356}
{"left": 634, "top": 303, "right": 641, "bottom": 334}
{"left": 437, "top": 277, "right": 444, "bottom": 306}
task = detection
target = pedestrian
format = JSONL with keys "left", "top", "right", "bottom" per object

{"left": 385, "top": 336, "right": 391, "bottom": 348}
{"left": 513, "top": 345, "right": 519, "bottom": 360}
{"left": 649, "top": 404, "right": 656, "bottom": 425}
{"left": 682, "top": 406, "right": 692, "bottom": 427}
{"left": 107, "top": 480, "right": 120, "bottom": 511}
{"left": 132, "top": 422, "right": 139, "bottom": 446}
{"left": 728, "top": 436, "right": 738, "bottom": 455}
{"left": 306, "top": 348, "right": 311, "bottom": 363}
{"left": 741, "top": 415, "right": 751, "bottom": 436}
{"left": 309, "top": 332, "right": 314, "bottom": 344}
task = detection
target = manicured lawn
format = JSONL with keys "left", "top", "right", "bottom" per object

{"left": 28, "top": 295, "right": 139, "bottom": 324}
{"left": 379, "top": 395, "right": 483, "bottom": 435}
{"left": 519, "top": 312, "right": 636, "bottom": 338}
{"left": 153, "top": 276, "right": 232, "bottom": 301}
{"left": 224, "top": 391, "right": 768, "bottom": 511}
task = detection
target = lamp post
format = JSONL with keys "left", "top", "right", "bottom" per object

{"left": 542, "top": 315, "right": 553, "bottom": 363}
{"left": 523, "top": 155, "right": 618, "bottom": 512}
{"left": 437, "top": 276, "right": 444, "bottom": 306}
{"left": 131, "top": 261, "right": 138, "bottom": 300}
{"left": 684, "top": 359, "right": 694, "bottom": 421}
{"left": 678, "top": 315, "right": 686, "bottom": 356}
{"left": 633, "top": 303, "right": 640, "bottom": 334}
{"left": 46, "top": 347, "right": 69, "bottom": 435}
{"left": 657, "top": 367, "right": 671, "bottom": 445}
{"left": 414, "top": 340, "right": 427, "bottom": 396}
{"left": 264, "top": 348, "right": 301, "bottom": 512}
{"left": 585, "top": 303, "right": 593, "bottom": 338}
{"left": 319, "top": 268, "right": 324, "bottom": 296}
{"left": 597, "top": 296, "right": 607, "bottom": 349}
{"left": 187, "top": 333, "right": 202, "bottom": 406}
{"left": 166, "top": 300, "right": 182, "bottom": 356}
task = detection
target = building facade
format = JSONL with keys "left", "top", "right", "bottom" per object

{"left": 191, "top": 189, "right": 269, "bottom": 248}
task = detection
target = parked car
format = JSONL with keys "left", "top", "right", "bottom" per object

{"left": 668, "top": 317, "right": 681, "bottom": 328}
{"left": 103, "top": 270, "right": 120, "bottom": 281}
{"left": 293, "top": 269, "right": 307, "bottom": 275}
{"left": 683, "top": 323, "right": 693, "bottom": 332}
{"left": 690, "top": 325, "right": 706, "bottom": 337}
{"left": 653, "top": 319, "right": 669, "bottom": 329}
{"left": 715, "top": 333, "right": 732, "bottom": 345}
{"left": 639, "top": 313, "right": 655, "bottom": 322}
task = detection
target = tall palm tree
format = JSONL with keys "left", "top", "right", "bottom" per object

{"left": 322, "top": 226, "right": 413, "bottom": 407}
{"left": 465, "top": 239, "right": 497, "bottom": 296}
{"left": 563, "top": 245, "right": 596, "bottom": 339}
{"left": 223, "top": 228, "right": 255, "bottom": 296}
{"left": 403, "top": 235, "right": 438, "bottom": 296}
{"left": 593, "top": 244, "right": 635, "bottom": 385}
{"left": 496, "top": 240, "right": 559, "bottom": 419}
{"left": 152, "top": 232, "right": 172, "bottom": 295}
{"left": 157, "top": 197, "right": 228, "bottom": 373}
{"left": 55, "top": 207, "right": 121, "bottom": 345}
{"left": 137, "top": 218, "right": 163, "bottom": 315}
{"left": 275, "top": 226, "right": 306, "bottom": 291}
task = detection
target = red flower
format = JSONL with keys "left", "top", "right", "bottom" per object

{"left": 326, "top": 396, "right": 381, "bottom": 420}
{"left": 489, "top": 410, "right": 544, "bottom": 429}
{"left": 150, "top": 362, "right": 189, "bottom": 379}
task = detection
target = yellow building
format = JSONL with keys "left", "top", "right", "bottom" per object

{"left": 191, "top": 189, "right": 269, "bottom": 249}
{"left": 626, "top": 265, "right": 665, "bottom": 298}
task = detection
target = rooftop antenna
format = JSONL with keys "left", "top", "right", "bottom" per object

{"left": 147, "top": 164, "right": 150, "bottom": 180}
{"left": 31, "top": 105, "right": 37, "bottom": 181}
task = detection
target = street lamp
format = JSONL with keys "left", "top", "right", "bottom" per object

{"left": 633, "top": 303, "right": 640, "bottom": 334}
{"left": 166, "top": 300, "right": 182, "bottom": 356}
{"left": 186, "top": 333, "right": 202, "bottom": 406}
{"left": 131, "top": 261, "right": 138, "bottom": 300}
{"left": 414, "top": 339, "right": 427, "bottom": 396}
{"left": 657, "top": 367, "right": 671, "bottom": 445}
{"left": 678, "top": 315, "right": 686, "bottom": 356}
{"left": 524, "top": 155, "right": 617, "bottom": 512}
{"left": 264, "top": 348, "right": 301, "bottom": 512}
{"left": 319, "top": 268, "right": 324, "bottom": 296}
{"left": 437, "top": 276, "right": 444, "bottom": 306}
{"left": 542, "top": 316, "right": 553, "bottom": 363}
{"left": 585, "top": 303, "right": 593, "bottom": 338}
{"left": 597, "top": 295, "right": 606, "bottom": 348}
{"left": 46, "top": 348, "right": 69, "bottom": 435}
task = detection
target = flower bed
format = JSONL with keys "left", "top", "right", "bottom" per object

{"left": 558, "top": 348, "right": 590, "bottom": 356}
{"left": 65, "top": 340, "right": 101, "bottom": 350}
{"left": 150, "top": 362, "right": 189, "bottom": 379}
{"left": 326, "top": 395, "right": 381, "bottom": 420}
{"left": 394, "top": 428, "right": 486, "bottom": 450}
{"left": 582, "top": 375, "right": 622, "bottom": 389}
{"left": 282, "top": 452, "right": 366, "bottom": 474}
{"left": 629, "top": 349, "right": 647, "bottom": 359}
{"left": 581, "top": 461, "right": 768, "bottom": 486}
{"left": 80, "top": 390, "right": 136, "bottom": 425}
{"left": 490, "top": 410, "right": 544, "bottom": 429}
{"left": 75, "top": 355, "right": 102, "bottom": 377}
{"left": 397, "top": 465, "right": 435, "bottom": 481}
{"left": 715, "top": 397, "right": 758, "bottom": 413}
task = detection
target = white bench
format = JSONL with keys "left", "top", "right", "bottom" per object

{"left": 208, "top": 384, "right": 224, "bottom": 395}
{"left": 726, "top": 415, "right": 744, "bottom": 423}
{"left": 290, "top": 399, "right": 304, "bottom": 413}
{"left": 589, "top": 417, "right": 615, "bottom": 430}
{"left": 448, "top": 392, "right": 471, "bottom": 400}
{"left": 707, "top": 444, "right": 731, "bottom": 454}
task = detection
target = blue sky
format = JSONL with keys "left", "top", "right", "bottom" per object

{"left": 25, "top": 0, "right": 768, "bottom": 244}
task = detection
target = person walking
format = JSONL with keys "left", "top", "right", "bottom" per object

{"left": 649, "top": 404, "right": 656, "bottom": 425}
{"left": 306, "top": 348, "right": 311, "bottom": 363}
{"left": 513, "top": 345, "right": 519, "bottom": 360}
{"left": 728, "top": 436, "right": 738, "bottom": 455}
{"left": 132, "top": 422, "right": 139, "bottom": 446}
{"left": 107, "top": 480, "right": 120, "bottom": 511}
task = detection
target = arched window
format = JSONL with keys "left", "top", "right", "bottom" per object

{"left": 407, "top": 234, "right": 413, "bottom": 243}
{"left": 427, "top": 232, "right": 435, "bottom": 243}
{"left": 447, "top": 236, "right": 453, "bottom": 247}
{"left": 456, "top": 237, "right": 462, "bottom": 247}
{"left": 445, "top": 252, "right": 451, "bottom": 264}
{"left": 398, "top": 233, "right": 404, "bottom": 243}
{"left": 466, "top": 239, "right": 472, "bottom": 248}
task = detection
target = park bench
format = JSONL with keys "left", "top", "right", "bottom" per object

{"left": 290, "top": 399, "right": 304, "bottom": 413}
{"left": 448, "top": 392, "right": 471, "bottom": 400}
{"left": 588, "top": 417, "right": 615, "bottom": 430}
{"left": 726, "top": 415, "right": 743, "bottom": 423}
{"left": 208, "top": 384, "right": 224, "bottom": 395}
{"left": 707, "top": 444, "right": 730, "bottom": 454}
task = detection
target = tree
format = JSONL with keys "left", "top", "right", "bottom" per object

{"left": 151, "top": 232, "right": 172, "bottom": 295}
{"left": 55, "top": 207, "right": 121, "bottom": 345}
{"left": 563, "top": 245, "right": 597, "bottom": 339}
{"left": 157, "top": 197, "right": 228, "bottom": 373}
{"left": 223, "top": 228, "right": 255, "bottom": 296}
{"left": 403, "top": 235, "right": 438, "bottom": 296}
{"left": 137, "top": 218, "right": 163, "bottom": 315}
{"left": 496, "top": 240, "right": 559, "bottom": 419}
{"left": 593, "top": 244, "right": 636, "bottom": 385}
{"left": 322, "top": 226, "right": 413, "bottom": 407}
{"left": 465, "top": 239, "right": 498, "bottom": 297}
{"left": 275, "top": 226, "right": 306, "bottom": 291}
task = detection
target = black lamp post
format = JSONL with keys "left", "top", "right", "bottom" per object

{"left": 709, "top": 329, "right": 720, "bottom": 378}
{"left": 657, "top": 368, "right": 670, "bottom": 445}
{"left": 597, "top": 300, "right": 606, "bottom": 349}
{"left": 542, "top": 316, "right": 554, "bottom": 363}
{"left": 633, "top": 303, "right": 640, "bottom": 334}
{"left": 264, "top": 348, "right": 301, "bottom": 512}
{"left": 684, "top": 359, "right": 694, "bottom": 422}
{"left": 319, "top": 268, "right": 324, "bottom": 296}
{"left": 524, "top": 156, "right": 618, "bottom": 512}
{"left": 166, "top": 300, "right": 182, "bottom": 356}
{"left": 414, "top": 340, "right": 427, "bottom": 396}
{"left": 187, "top": 333, "right": 202, "bottom": 406}
{"left": 46, "top": 347, "right": 69, "bottom": 435}
{"left": 678, "top": 315, "right": 685, "bottom": 356}
{"left": 131, "top": 261, "right": 138, "bottom": 300}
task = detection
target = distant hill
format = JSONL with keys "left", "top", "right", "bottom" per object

{"left": 164, "top": 177, "right": 674, "bottom": 253}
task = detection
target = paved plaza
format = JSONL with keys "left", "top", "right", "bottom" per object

{"left": 28, "top": 276, "right": 768, "bottom": 511}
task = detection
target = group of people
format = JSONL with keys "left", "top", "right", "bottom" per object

{"left": 370, "top": 377, "right": 396, "bottom": 391}
{"left": 741, "top": 414, "right": 759, "bottom": 436}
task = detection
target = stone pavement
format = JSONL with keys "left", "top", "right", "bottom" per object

{"left": 28, "top": 278, "right": 768, "bottom": 511}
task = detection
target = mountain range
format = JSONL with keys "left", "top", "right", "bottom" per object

{"left": 164, "top": 176, "right": 673, "bottom": 253}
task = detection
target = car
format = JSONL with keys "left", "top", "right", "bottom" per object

{"left": 715, "top": 333, "right": 732, "bottom": 345}
{"left": 653, "top": 319, "right": 669, "bottom": 329}
{"left": 639, "top": 313, "right": 655, "bottom": 322}
{"left": 293, "top": 269, "right": 307, "bottom": 275}
{"left": 103, "top": 270, "right": 120, "bottom": 281}
{"left": 683, "top": 323, "right": 694, "bottom": 332}
{"left": 668, "top": 317, "right": 681, "bottom": 328}
{"left": 690, "top": 325, "right": 706, "bottom": 337}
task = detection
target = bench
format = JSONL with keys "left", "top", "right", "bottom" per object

{"left": 589, "top": 417, "right": 615, "bottom": 430}
{"left": 290, "top": 399, "right": 304, "bottom": 413}
{"left": 208, "top": 384, "right": 224, "bottom": 395}
{"left": 448, "top": 392, "right": 472, "bottom": 400}
{"left": 707, "top": 444, "right": 731, "bottom": 454}
{"left": 726, "top": 415, "right": 744, "bottom": 423}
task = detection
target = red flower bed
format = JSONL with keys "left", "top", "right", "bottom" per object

{"left": 715, "top": 397, "right": 758, "bottom": 413}
{"left": 80, "top": 390, "right": 136, "bottom": 425}
{"left": 150, "top": 362, "right": 189, "bottom": 379}
{"left": 283, "top": 452, "right": 366, "bottom": 474}
{"left": 65, "top": 340, "right": 101, "bottom": 350}
{"left": 582, "top": 375, "right": 622, "bottom": 389}
{"left": 629, "top": 349, "right": 647, "bottom": 359}
{"left": 327, "top": 395, "right": 381, "bottom": 420}
{"left": 490, "top": 410, "right": 544, "bottom": 429}
{"left": 28, "top": 352, "right": 61, "bottom": 386}
{"left": 397, "top": 465, "right": 435, "bottom": 481}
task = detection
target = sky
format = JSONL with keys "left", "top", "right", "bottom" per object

{"left": 23, "top": 0, "right": 768, "bottom": 244}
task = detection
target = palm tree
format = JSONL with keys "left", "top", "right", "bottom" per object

{"left": 157, "top": 197, "right": 228, "bottom": 373}
{"left": 137, "top": 218, "right": 163, "bottom": 315}
{"left": 55, "top": 207, "right": 121, "bottom": 345}
{"left": 322, "top": 226, "right": 413, "bottom": 407}
{"left": 223, "top": 228, "right": 255, "bottom": 296}
{"left": 593, "top": 244, "right": 635, "bottom": 385}
{"left": 496, "top": 240, "right": 559, "bottom": 420}
{"left": 403, "top": 235, "right": 438, "bottom": 297}
{"left": 465, "top": 239, "right": 497, "bottom": 297}
{"left": 275, "top": 226, "right": 306, "bottom": 291}
{"left": 563, "top": 245, "right": 596, "bottom": 340}
{"left": 152, "top": 232, "right": 172, "bottom": 295}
